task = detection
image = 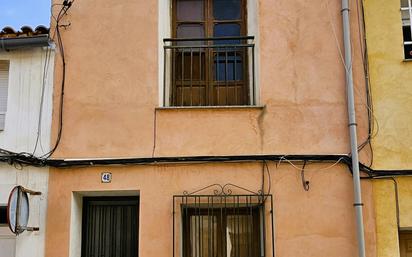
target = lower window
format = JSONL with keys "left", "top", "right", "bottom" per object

{"left": 173, "top": 184, "right": 274, "bottom": 257}
{"left": 399, "top": 231, "right": 412, "bottom": 257}
{"left": 182, "top": 206, "right": 261, "bottom": 257}
{"left": 0, "top": 205, "right": 16, "bottom": 257}
{"left": 81, "top": 197, "right": 139, "bottom": 257}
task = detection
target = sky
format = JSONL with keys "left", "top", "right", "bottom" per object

{"left": 0, "top": 0, "right": 51, "bottom": 30}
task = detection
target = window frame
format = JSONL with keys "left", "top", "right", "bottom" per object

{"left": 0, "top": 205, "right": 8, "bottom": 226}
{"left": 0, "top": 60, "right": 10, "bottom": 131}
{"left": 166, "top": 0, "right": 253, "bottom": 107}
{"left": 80, "top": 196, "right": 140, "bottom": 257}
{"left": 171, "top": 0, "right": 248, "bottom": 40}
{"left": 399, "top": 230, "right": 412, "bottom": 257}
{"left": 181, "top": 206, "right": 262, "bottom": 257}
{"left": 173, "top": 185, "right": 274, "bottom": 257}
{"left": 401, "top": 0, "right": 412, "bottom": 59}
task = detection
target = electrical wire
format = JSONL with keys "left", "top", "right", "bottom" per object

{"left": 32, "top": 42, "right": 53, "bottom": 155}
{"left": 261, "top": 160, "right": 271, "bottom": 202}
{"left": 354, "top": 0, "right": 377, "bottom": 167}
{"left": 3, "top": 144, "right": 412, "bottom": 178}
{"left": 152, "top": 109, "right": 158, "bottom": 157}
{"left": 1, "top": 0, "right": 74, "bottom": 163}
{"left": 261, "top": 161, "right": 265, "bottom": 195}
{"left": 40, "top": 0, "right": 74, "bottom": 159}
{"left": 323, "top": 0, "right": 377, "bottom": 167}
{"left": 0, "top": 1, "right": 74, "bottom": 164}
{"left": 300, "top": 161, "right": 310, "bottom": 191}
{"left": 276, "top": 156, "right": 345, "bottom": 173}
{"left": 265, "top": 161, "right": 271, "bottom": 196}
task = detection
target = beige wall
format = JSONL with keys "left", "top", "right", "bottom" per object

{"left": 372, "top": 178, "right": 412, "bottom": 257}
{"left": 363, "top": 0, "right": 412, "bottom": 170}
{"left": 363, "top": 0, "right": 412, "bottom": 256}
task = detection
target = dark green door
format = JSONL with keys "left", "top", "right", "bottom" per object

{"left": 81, "top": 197, "right": 139, "bottom": 257}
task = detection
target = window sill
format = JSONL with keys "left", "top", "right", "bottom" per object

{"left": 402, "top": 59, "right": 412, "bottom": 62}
{"left": 156, "top": 105, "right": 265, "bottom": 111}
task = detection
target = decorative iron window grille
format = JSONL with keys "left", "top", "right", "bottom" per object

{"left": 173, "top": 184, "right": 274, "bottom": 257}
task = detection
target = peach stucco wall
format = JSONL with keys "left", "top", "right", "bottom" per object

{"left": 46, "top": 0, "right": 376, "bottom": 256}
{"left": 45, "top": 163, "right": 376, "bottom": 257}
{"left": 49, "top": 0, "right": 370, "bottom": 159}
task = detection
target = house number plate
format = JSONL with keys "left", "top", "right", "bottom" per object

{"left": 101, "top": 172, "right": 112, "bottom": 183}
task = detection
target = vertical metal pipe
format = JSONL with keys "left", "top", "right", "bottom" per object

{"left": 223, "top": 196, "right": 227, "bottom": 257}
{"left": 261, "top": 202, "right": 266, "bottom": 257}
{"left": 184, "top": 196, "right": 188, "bottom": 257}
{"left": 408, "top": 0, "right": 412, "bottom": 39}
{"left": 207, "top": 47, "right": 211, "bottom": 106}
{"left": 207, "top": 196, "right": 211, "bottom": 257}
{"left": 225, "top": 49, "right": 229, "bottom": 105}
{"left": 163, "top": 47, "right": 167, "bottom": 107}
{"left": 247, "top": 196, "right": 251, "bottom": 257}
{"left": 236, "top": 196, "right": 240, "bottom": 257}
{"left": 173, "top": 197, "right": 175, "bottom": 257}
{"left": 190, "top": 48, "right": 193, "bottom": 106}
{"left": 194, "top": 197, "right": 198, "bottom": 257}
{"left": 341, "top": 1, "right": 366, "bottom": 257}
{"left": 199, "top": 48, "right": 202, "bottom": 106}
{"left": 252, "top": 45, "right": 256, "bottom": 105}
{"left": 270, "top": 196, "right": 275, "bottom": 257}
{"left": 217, "top": 50, "right": 220, "bottom": 105}
{"left": 219, "top": 196, "right": 223, "bottom": 257}
{"left": 181, "top": 50, "right": 185, "bottom": 106}
{"left": 172, "top": 49, "right": 176, "bottom": 106}
{"left": 211, "top": 196, "right": 214, "bottom": 257}
{"left": 234, "top": 47, "right": 238, "bottom": 104}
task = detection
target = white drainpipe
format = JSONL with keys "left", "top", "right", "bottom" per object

{"left": 341, "top": 0, "right": 367, "bottom": 256}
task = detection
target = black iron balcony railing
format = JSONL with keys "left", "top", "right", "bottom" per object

{"left": 163, "top": 36, "right": 255, "bottom": 107}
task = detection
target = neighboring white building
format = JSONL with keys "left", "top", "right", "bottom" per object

{"left": 0, "top": 26, "right": 54, "bottom": 257}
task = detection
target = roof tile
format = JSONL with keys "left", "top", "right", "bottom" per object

{"left": 0, "top": 25, "right": 49, "bottom": 38}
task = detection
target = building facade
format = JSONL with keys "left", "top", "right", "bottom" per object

{"left": 363, "top": 0, "right": 412, "bottom": 256}
{"left": 43, "top": 1, "right": 377, "bottom": 257}
{"left": 0, "top": 27, "right": 54, "bottom": 257}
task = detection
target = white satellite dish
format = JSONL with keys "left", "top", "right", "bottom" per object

{"left": 7, "top": 186, "right": 41, "bottom": 235}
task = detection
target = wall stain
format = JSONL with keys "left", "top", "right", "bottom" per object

{"left": 257, "top": 106, "right": 267, "bottom": 151}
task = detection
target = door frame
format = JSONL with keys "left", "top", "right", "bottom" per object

{"left": 77, "top": 194, "right": 140, "bottom": 256}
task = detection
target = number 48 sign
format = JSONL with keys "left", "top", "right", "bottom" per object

{"left": 101, "top": 172, "right": 112, "bottom": 183}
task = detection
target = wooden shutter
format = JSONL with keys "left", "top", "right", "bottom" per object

{"left": 0, "top": 61, "right": 9, "bottom": 130}
{"left": 171, "top": 0, "right": 248, "bottom": 106}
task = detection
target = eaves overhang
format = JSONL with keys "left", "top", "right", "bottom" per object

{"left": 0, "top": 25, "right": 50, "bottom": 51}
{"left": 0, "top": 34, "right": 50, "bottom": 51}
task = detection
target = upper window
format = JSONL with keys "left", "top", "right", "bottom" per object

{"left": 174, "top": 0, "right": 246, "bottom": 40}
{"left": 401, "top": 0, "right": 412, "bottom": 59}
{"left": 164, "top": 0, "right": 255, "bottom": 106}
{"left": 0, "top": 60, "right": 9, "bottom": 130}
